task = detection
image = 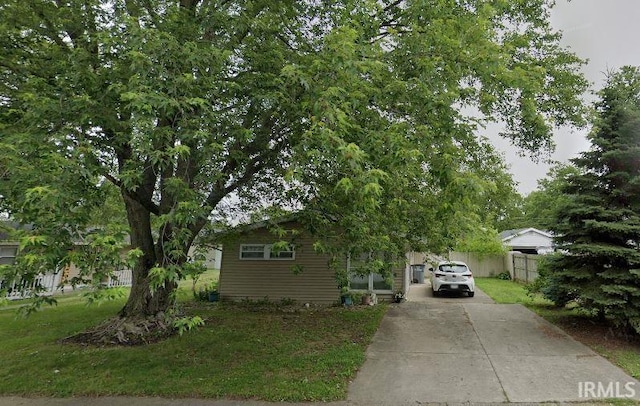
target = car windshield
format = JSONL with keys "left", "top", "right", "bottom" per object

{"left": 438, "top": 264, "right": 469, "bottom": 273}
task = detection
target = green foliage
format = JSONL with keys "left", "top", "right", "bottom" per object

{"left": 194, "top": 283, "right": 217, "bottom": 302}
{"left": 83, "top": 287, "right": 128, "bottom": 307}
{"left": 542, "top": 66, "right": 640, "bottom": 334}
{"left": 497, "top": 271, "right": 511, "bottom": 281}
{"left": 525, "top": 254, "right": 577, "bottom": 307}
{"left": 454, "top": 227, "right": 506, "bottom": 258}
{"left": 513, "top": 163, "right": 580, "bottom": 230}
{"left": 15, "top": 295, "right": 58, "bottom": 318}
{"left": 181, "top": 257, "right": 208, "bottom": 296}
{"left": 173, "top": 315, "right": 205, "bottom": 336}
{"left": 0, "top": 0, "right": 588, "bottom": 317}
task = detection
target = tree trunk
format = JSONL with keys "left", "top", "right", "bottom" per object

{"left": 118, "top": 193, "right": 176, "bottom": 317}
{"left": 119, "top": 273, "right": 176, "bottom": 317}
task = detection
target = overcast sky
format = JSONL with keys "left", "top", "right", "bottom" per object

{"left": 491, "top": 0, "right": 640, "bottom": 195}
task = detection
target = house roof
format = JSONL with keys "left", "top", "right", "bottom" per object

{"left": 499, "top": 227, "right": 552, "bottom": 242}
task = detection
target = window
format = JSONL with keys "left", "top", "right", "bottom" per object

{"left": 0, "top": 246, "right": 17, "bottom": 265}
{"left": 347, "top": 252, "right": 393, "bottom": 292}
{"left": 349, "top": 272, "right": 392, "bottom": 292}
{"left": 240, "top": 245, "right": 266, "bottom": 259}
{"left": 240, "top": 244, "right": 295, "bottom": 260}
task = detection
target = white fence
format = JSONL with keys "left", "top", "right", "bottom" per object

{"left": 3, "top": 269, "right": 133, "bottom": 300}
{"left": 3, "top": 272, "right": 63, "bottom": 300}
{"left": 106, "top": 269, "right": 133, "bottom": 287}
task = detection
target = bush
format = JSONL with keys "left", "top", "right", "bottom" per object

{"left": 497, "top": 271, "right": 511, "bottom": 280}
{"left": 194, "top": 283, "right": 217, "bottom": 302}
{"left": 525, "top": 254, "right": 577, "bottom": 307}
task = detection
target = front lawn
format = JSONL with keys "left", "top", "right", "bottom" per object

{"left": 475, "top": 277, "right": 640, "bottom": 380}
{"left": 0, "top": 284, "right": 386, "bottom": 401}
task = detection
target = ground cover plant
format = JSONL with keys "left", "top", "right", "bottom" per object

{"left": 0, "top": 282, "right": 386, "bottom": 401}
{"left": 475, "top": 278, "right": 640, "bottom": 380}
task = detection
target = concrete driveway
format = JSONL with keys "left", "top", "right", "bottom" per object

{"left": 348, "top": 283, "right": 640, "bottom": 404}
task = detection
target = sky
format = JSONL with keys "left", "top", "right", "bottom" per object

{"left": 491, "top": 0, "right": 640, "bottom": 195}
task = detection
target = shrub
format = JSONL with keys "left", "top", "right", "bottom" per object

{"left": 525, "top": 254, "right": 577, "bottom": 307}
{"left": 194, "top": 283, "right": 217, "bottom": 302}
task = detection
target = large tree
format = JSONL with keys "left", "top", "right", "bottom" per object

{"left": 1, "top": 0, "right": 586, "bottom": 325}
{"left": 509, "top": 162, "right": 580, "bottom": 230}
{"left": 542, "top": 66, "right": 640, "bottom": 334}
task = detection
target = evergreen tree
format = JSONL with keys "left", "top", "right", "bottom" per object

{"left": 544, "top": 66, "right": 640, "bottom": 333}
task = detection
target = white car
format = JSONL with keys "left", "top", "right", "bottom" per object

{"left": 430, "top": 261, "right": 475, "bottom": 297}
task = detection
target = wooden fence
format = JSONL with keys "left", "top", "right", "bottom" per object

{"left": 448, "top": 251, "right": 507, "bottom": 277}
{"left": 511, "top": 252, "right": 539, "bottom": 283}
{"left": 448, "top": 251, "right": 540, "bottom": 282}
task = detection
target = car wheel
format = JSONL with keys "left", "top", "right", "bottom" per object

{"left": 468, "top": 291, "right": 475, "bottom": 297}
{"left": 432, "top": 289, "right": 439, "bottom": 297}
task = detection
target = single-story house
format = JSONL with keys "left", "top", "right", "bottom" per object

{"left": 187, "top": 245, "right": 222, "bottom": 270}
{"left": 0, "top": 221, "right": 26, "bottom": 266}
{"left": 0, "top": 242, "right": 18, "bottom": 266}
{"left": 218, "top": 220, "right": 409, "bottom": 304}
{"left": 499, "top": 228, "right": 553, "bottom": 255}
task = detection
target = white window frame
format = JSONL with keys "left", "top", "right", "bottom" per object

{"left": 239, "top": 244, "right": 295, "bottom": 260}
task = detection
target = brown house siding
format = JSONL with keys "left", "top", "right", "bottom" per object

{"left": 219, "top": 221, "right": 408, "bottom": 304}
{"left": 219, "top": 223, "right": 343, "bottom": 304}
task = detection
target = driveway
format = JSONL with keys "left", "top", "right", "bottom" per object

{"left": 348, "top": 283, "right": 640, "bottom": 404}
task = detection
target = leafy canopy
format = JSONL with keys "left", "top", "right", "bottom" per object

{"left": 0, "top": 0, "right": 587, "bottom": 315}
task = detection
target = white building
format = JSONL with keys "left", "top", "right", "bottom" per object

{"left": 499, "top": 228, "right": 553, "bottom": 255}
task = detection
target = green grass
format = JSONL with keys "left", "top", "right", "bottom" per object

{"left": 0, "top": 270, "right": 386, "bottom": 401}
{"left": 476, "top": 277, "right": 640, "bottom": 382}
{"left": 475, "top": 277, "right": 552, "bottom": 306}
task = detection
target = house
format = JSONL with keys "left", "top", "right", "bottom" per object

{"left": 218, "top": 219, "right": 408, "bottom": 304}
{"left": 0, "top": 221, "right": 64, "bottom": 298}
{"left": 499, "top": 228, "right": 553, "bottom": 255}
{"left": 187, "top": 245, "right": 222, "bottom": 270}
{"left": 0, "top": 221, "right": 26, "bottom": 266}
{"left": 0, "top": 242, "right": 18, "bottom": 267}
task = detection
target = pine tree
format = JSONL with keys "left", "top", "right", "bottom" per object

{"left": 544, "top": 66, "right": 640, "bottom": 334}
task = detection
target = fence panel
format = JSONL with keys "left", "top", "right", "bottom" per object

{"left": 107, "top": 269, "right": 133, "bottom": 287}
{"left": 512, "top": 253, "right": 539, "bottom": 283}
{"left": 3, "top": 272, "right": 63, "bottom": 300}
{"left": 448, "top": 251, "right": 507, "bottom": 277}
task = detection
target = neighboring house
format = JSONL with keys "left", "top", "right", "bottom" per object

{"left": 0, "top": 222, "right": 26, "bottom": 265}
{"left": 499, "top": 228, "right": 553, "bottom": 255}
{"left": 0, "top": 221, "right": 64, "bottom": 298}
{"left": 218, "top": 220, "right": 408, "bottom": 304}
{"left": 0, "top": 242, "right": 18, "bottom": 266}
{"left": 188, "top": 245, "right": 222, "bottom": 270}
